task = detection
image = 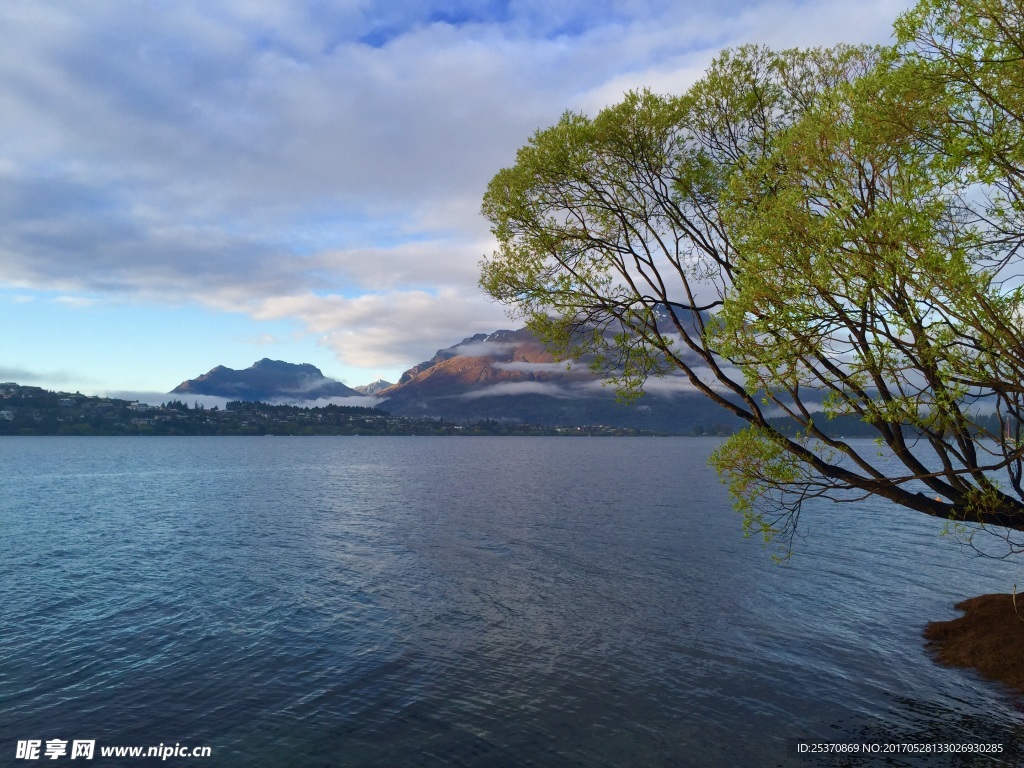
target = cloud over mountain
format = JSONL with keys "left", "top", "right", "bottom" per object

{"left": 377, "top": 327, "right": 741, "bottom": 431}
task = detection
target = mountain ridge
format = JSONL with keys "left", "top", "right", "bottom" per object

{"left": 167, "top": 330, "right": 744, "bottom": 433}
{"left": 375, "top": 328, "right": 740, "bottom": 432}
{"left": 171, "top": 358, "right": 361, "bottom": 401}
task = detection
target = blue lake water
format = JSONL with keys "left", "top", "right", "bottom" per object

{"left": 2, "top": 436, "right": 1023, "bottom": 767}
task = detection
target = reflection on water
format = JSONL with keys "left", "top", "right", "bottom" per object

{"left": 1, "top": 437, "right": 1022, "bottom": 767}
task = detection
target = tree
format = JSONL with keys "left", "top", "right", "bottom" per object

{"left": 480, "top": 0, "right": 1024, "bottom": 556}
{"left": 895, "top": 0, "right": 1024, "bottom": 207}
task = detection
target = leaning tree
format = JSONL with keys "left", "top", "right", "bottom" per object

{"left": 480, "top": 0, "right": 1024, "bottom": 555}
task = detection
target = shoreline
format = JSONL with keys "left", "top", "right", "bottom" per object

{"left": 924, "top": 594, "right": 1024, "bottom": 694}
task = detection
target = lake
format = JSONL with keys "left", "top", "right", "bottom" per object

{"left": 2, "top": 437, "right": 1022, "bottom": 766}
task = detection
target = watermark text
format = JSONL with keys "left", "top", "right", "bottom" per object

{"left": 15, "top": 740, "right": 211, "bottom": 761}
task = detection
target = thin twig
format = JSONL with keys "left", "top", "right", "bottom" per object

{"left": 1013, "top": 584, "right": 1024, "bottom": 625}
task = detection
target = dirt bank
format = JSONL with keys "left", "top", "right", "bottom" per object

{"left": 924, "top": 594, "right": 1024, "bottom": 693}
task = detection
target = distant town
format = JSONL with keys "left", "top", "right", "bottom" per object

{"left": 0, "top": 383, "right": 673, "bottom": 437}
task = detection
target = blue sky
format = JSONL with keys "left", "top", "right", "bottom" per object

{"left": 1, "top": 0, "right": 913, "bottom": 398}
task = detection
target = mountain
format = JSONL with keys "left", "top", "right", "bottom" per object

{"left": 168, "top": 330, "right": 748, "bottom": 432}
{"left": 354, "top": 379, "right": 393, "bottom": 396}
{"left": 376, "top": 328, "right": 741, "bottom": 433}
{"left": 382, "top": 328, "right": 585, "bottom": 392}
{"left": 171, "top": 359, "right": 361, "bottom": 402}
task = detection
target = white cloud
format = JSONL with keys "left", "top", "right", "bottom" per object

{"left": 492, "top": 360, "right": 572, "bottom": 373}
{"left": 241, "top": 288, "right": 509, "bottom": 369}
{"left": 639, "top": 376, "right": 701, "bottom": 396}
{"left": 0, "top": 0, "right": 915, "bottom": 385}
{"left": 246, "top": 333, "right": 284, "bottom": 347}
{"left": 52, "top": 295, "right": 100, "bottom": 308}
{"left": 113, "top": 390, "right": 383, "bottom": 410}
{"left": 449, "top": 340, "right": 517, "bottom": 358}
{"left": 458, "top": 381, "right": 574, "bottom": 399}
{"left": 111, "top": 391, "right": 234, "bottom": 409}
{"left": 290, "top": 395, "right": 382, "bottom": 408}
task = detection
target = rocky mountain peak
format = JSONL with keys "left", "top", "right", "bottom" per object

{"left": 171, "top": 360, "right": 359, "bottom": 401}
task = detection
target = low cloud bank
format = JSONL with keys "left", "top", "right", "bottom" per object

{"left": 457, "top": 381, "right": 574, "bottom": 399}
{"left": 448, "top": 340, "right": 517, "bottom": 358}
{"left": 110, "top": 391, "right": 382, "bottom": 410}
{"left": 491, "top": 361, "right": 570, "bottom": 373}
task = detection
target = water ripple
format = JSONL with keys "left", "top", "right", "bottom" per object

{"left": 2, "top": 437, "right": 1022, "bottom": 767}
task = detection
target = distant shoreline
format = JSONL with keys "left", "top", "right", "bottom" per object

{"left": 0, "top": 383, "right": 682, "bottom": 438}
